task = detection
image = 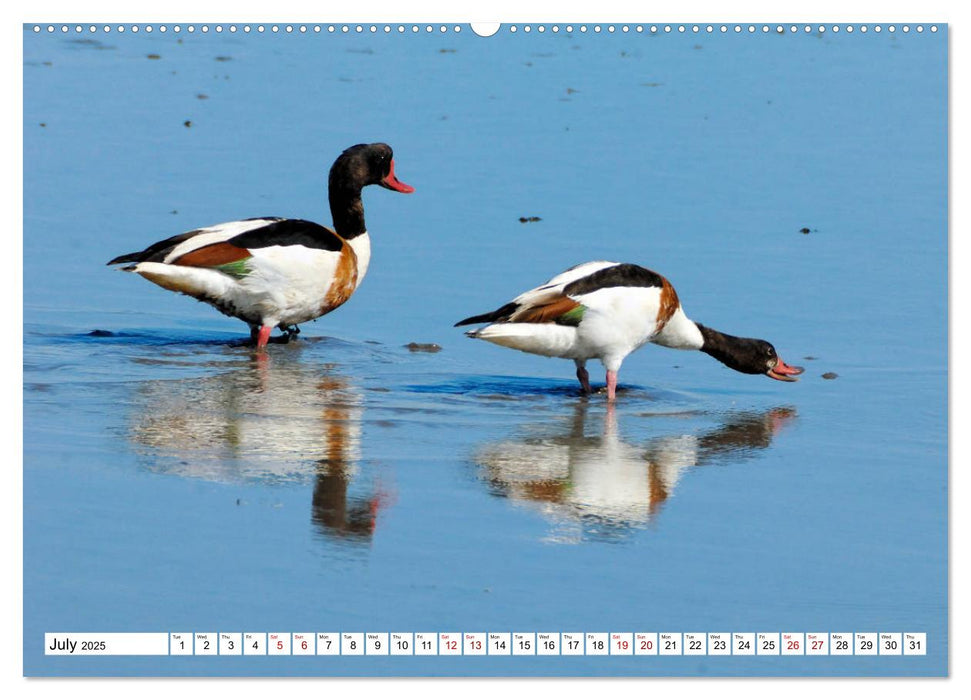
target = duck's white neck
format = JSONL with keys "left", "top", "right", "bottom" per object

{"left": 349, "top": 232, "right": 371, "bottom": 282}
{"left": 653, "top": 308, "right": 705, "bottom": 350}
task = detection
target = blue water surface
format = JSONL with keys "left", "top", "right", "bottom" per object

{"left": 23, "top": 24, "right": 947, "bottom": 676}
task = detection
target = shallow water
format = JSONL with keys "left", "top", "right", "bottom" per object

{"left": 23, "top": 25, "right": 947, "bottom": 676}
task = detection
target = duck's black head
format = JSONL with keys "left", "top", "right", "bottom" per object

{"left": 698, "top": 325, "right": 804, "bottom": 382}
{"left": 329, "top": 142, "right": 414, "bottom": 194}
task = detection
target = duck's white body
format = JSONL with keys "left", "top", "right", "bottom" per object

{"left": 460, "top": 261, "right": 702, "bottom": 393}
{"left": 473, "top": 287, "right": 703, "bottom": 367}
{"left": 126, "top": 218, "right": 371, "bottom": 331}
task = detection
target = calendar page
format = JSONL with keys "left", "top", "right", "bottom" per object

{"left": 22, "top": 19, "right": 947, "bottom": 677}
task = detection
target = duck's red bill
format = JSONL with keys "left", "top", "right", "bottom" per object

{"left": 767, "top": 358, "right": 804, "bottom": 382}
{"left": 380, "top": 159, "right": 415, "bottom": 193}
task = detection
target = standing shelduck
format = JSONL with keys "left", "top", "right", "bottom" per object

{"left": 107, "top": 143, "right": 414, "bottom": 349}
{"left": 456, "top": 261, "right": 803, "bottom": 400}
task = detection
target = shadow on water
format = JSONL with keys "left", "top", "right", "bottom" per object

{"left": 25, "top": 327, "right": 399, "bottom": 380}
{"left": 406, "top": 374, "right": 690, "bottom": 404}
{"left": 122, "top": 354, "right": 386, "bottom": 545}
{"left": 472, "top": 401, "right": 797, "bottom": 543}
{"left": 60, "top": 329, "right": 370, "bottom": 350}
{"left": 30, "top": 328, "right": 256, "bottom": 349}
{"left": 408, "top": 376, "right": 584, "bottom": 397}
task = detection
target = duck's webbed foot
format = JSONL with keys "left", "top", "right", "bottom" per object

{"left": 274, "top": 324, "right": 302, "bottom": 344}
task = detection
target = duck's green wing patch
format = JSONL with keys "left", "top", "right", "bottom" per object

{"left": 555, "top": 304, "right": 586, "bottom": 327}
{"left": 215, "top": 258, "right": 253, "bottom": 279}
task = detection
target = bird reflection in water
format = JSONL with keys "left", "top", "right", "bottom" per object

{"left": 474, "top": 402, "right": 796, "bottom": 541}
{"left": 127, "top": 353, "right": 384, "bottom": 543}
{"left": 310, "top": 374, "right": 382, "bottom": 541}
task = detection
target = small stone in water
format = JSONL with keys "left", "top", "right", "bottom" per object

{"left": 405, "top": 342, "right": 442, "bottom": 353}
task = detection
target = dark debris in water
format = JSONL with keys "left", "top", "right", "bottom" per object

{"left": 183, "top": 120, "right": 192, "bottom": 128}
{"left": 822, "top": 372, "right": 839, "bottom": 380}
{"left": 635, "top": 408, "right": 705, "bottom": 418}
{"left": 405, "top": 342, "right": 442, "bottom": 353}
{"left": 799, "top": 227, "right": 818, "bottom": 234}
{"left": 803, "top": 355, "right": 817, "bottom": 360}
{"left": 439, "top": 48, "right": 457, "bottom": 54}
{"left": 519, "top": 216, "right": 542, "bottom": 223}
{"left": 214, "top": 55, "right": 233, "bottom": 62}
{"left": 68, "top": 38, "right": 114, "bottom": 50}
{"left": 147, "top": 54, "right": 161, "bottom": 60}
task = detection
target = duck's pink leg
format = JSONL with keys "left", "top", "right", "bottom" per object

{"left": 255, "top": 324, "right": 273, "bottom": 351}
{"left": 606, "top": 370, "right": 618, "bottom": 402}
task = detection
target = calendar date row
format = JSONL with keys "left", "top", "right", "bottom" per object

{"left": 45, "top": 632, "right": 927, "bottom": 657}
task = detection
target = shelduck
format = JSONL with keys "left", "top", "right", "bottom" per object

{"left": 107, "top": 143, "right": 414, "bottom": 349}
{"left": 456, "top": 261, "right": 803, "bottom": 400}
